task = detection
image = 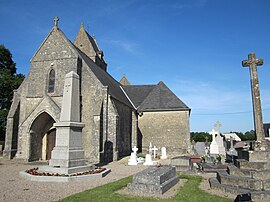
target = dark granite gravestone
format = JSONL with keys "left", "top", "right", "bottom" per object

{"left": 127, "top": 166, "right": 179, "bottom": 194}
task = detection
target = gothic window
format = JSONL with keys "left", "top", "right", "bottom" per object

{"left": 48, "top": 69, "right": 55, "bottom": 93}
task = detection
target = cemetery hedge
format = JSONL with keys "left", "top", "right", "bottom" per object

{"left": 61, "top": 174, "right": 232, "bottom": 202}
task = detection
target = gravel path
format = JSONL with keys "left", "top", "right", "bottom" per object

{"left": 0, "top": 157, "right": 146, "bottom": 202}
{"left": 0, "top": 157, "right": 234, "bottom": 202}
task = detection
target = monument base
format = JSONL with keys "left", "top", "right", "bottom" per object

{"left": 39, "top": 164, "right": 96, "bottom": 175}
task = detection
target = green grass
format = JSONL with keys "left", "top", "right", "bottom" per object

{"left": 61, "top": 174, "right": 232, "bottom": 202}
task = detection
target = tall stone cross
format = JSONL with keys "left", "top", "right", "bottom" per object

{"left": 214, "top": 121, "right": 222, "bottom": 136}
{"left": 242, "top": 52, "right": 264, "bottom": 141}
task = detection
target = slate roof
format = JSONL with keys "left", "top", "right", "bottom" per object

{"left": 122, "top": 85, "right": 156, "bottom": 108}
{"left": 122, "top": 81, "right": 190, "bottom": 112}
{"left": 76, "top": 49, "right": 133, "bottom": 108}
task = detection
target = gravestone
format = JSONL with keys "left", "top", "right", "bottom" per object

{"left": 128, "top": 146, "right": 138, "bottom": 165}
{"left": 152, "top": 146, "right": 158, "bottom": 159}
{"left": 226, "top": 136, "right": 237, "bottom": 162}
{"left": 171, "top": 156, "right": 192, "bottom": 171}
{"left": 149, "top": 142, "right": 153, "bottom": 156}
{"left": 128, "top": 166, "right": 179, "bottom": 194}
{"left": 214, "top": 121, "right": 226, "bottom": 156}
{"left": 160, "top": 147, "right": 167, "bottom": 159}
{"left": 195, "top": 142, "right": 207, "bottom": 156}
{"left": 210, "top": 129, "right": 219, "bottom": 155}
{"left": 144, "top": 154, "right": 154, "bottom": 165}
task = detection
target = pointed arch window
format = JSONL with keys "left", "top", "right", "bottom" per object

{"left": 48, "top": 69, "right": 55, "bottom": 93}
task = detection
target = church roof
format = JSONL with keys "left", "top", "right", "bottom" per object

{"left": 122, "top": 81, "right": 190, "bottom": 112}
{"left": 77, "top": 49, "right": 133, "bottom": 108}
{"left": 119, "top": 75, "right": 131, "bottom": 85}
{"left": 122, "top": 85, "right": 155, "bottom": 108}
{"left": 74, "top": 24, "right": 107, "bottom": 68}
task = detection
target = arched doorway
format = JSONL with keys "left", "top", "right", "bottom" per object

{"left": 29, "top": 112, "right": 56, "bottom": 161}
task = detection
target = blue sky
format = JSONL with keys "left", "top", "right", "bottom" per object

{"left": 1, "top": 0, "right": 270, "bottom": 133}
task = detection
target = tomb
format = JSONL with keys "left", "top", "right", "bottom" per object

{"left": 128, "top": 166, "right": 179, "bottom": 194}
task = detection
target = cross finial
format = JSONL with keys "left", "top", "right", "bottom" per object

{"left": 54, "top": 16, "right": 59, "bottom": 27}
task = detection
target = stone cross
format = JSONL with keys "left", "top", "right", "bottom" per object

{"left": 54, "top": 16, "right": 59, "bottom": 27}
{"left": 132, "top": 146, "right": 138, "bottom": 155}
{"left": 214, "top": 121, "right": 222, "bottom": 136}
{"left": 242, "top": 52, "right": 264, "bottom": 141}
{"left": 230, "top": 136, "right": 234, "bottom": 150}
{"left": 152, "top": 146, "right": 158, "bottom": 159}
{"left": 149, "top": 142, "right": 153, "bottom": 155}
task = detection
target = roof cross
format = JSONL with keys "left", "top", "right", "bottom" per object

{"left": 54, "top": 16, "right": 59, "bottom": 27}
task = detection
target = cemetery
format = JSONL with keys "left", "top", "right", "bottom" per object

{"left": 1, "top": 3, "right": 270, "bottom": 201}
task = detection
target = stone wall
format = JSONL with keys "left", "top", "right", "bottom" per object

{"left": 112, "top": 98, "right": 133, "bottom": 158}
{"left": 138, "top": 110, "right": 190, "bottom": 156}
{"left": 80, "top": 60, "right": 106, "bottom": 162}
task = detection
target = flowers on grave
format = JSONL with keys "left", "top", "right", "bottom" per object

{"left": 25, "top": 167, "right": 106, "bottom": 177}
{"left": 216, "top": 154, "right": 222, "bottom": 162}
{"left": 200, "top": 155, "right": 207, "bottom": 162}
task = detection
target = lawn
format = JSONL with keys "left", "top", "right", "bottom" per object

{"left": 61, "top": 174, "right": 232, "bottom": 202}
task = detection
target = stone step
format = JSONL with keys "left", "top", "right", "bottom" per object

{"left": 249, "top": 150, "right": 270, "bottom": 162}
{"left": 227, "top": 164, "right": 254, "bottom": 178}
{"left": 251, "top": 170, "right": 270, "bottom": 180}
{"left": 217, "top": 170, "right": 270, "bottom": 191}
{"left": 235, "top": 159, "right": 270, "bottom": 170}
{"left": 209, "top": 177, "right": 270, "bottom": 202}
{"left": 228, "top": 164, "right": 270, "bottom": 180}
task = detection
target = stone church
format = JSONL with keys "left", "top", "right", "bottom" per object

{"left": 4, "top": 19, "right": 190, "bottom": 163}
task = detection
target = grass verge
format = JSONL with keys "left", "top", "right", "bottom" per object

{"left": 61, "top": 174, "right": 232, "bottom": 202}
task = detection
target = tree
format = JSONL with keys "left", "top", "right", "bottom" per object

{"left": 190, "top": 132, "right": 212, "bottom": 142}
{"left": 0, "top": 44, "right": 24, "bottom": 140}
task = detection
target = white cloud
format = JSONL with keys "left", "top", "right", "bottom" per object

{"left": 103, "top": 39, "right": 139, "bottom": 54}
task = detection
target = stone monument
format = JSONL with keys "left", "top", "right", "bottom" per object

{"left": 128, "top": 146, "right": 138, "bottom": 166}
{"left": 242, "top": 52, "right": 264, "bottom": 140}
{"left": 214, "top": 121, "right": 226, "bottom": 156}
{"left": 143, "top": 154, "right": 154, "bottom": 166}
{"left": 41, "top": 71, "right": 92, "bottom": 174}
{"left": 210, "top": 129, "right": 219, "bottom": 155}
{"left": 160, "top": 147, "right": 167, "bottom": 159}
{"left": 152, "top": 146, "right": 158, "bottom": 159}
{"left": 128, "top": 166, "right": 179, "bottom": 194}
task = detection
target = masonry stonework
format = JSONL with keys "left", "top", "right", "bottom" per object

{"left": 139, "top": 111, "right": 190, "bottom": 155}
{"left": 4, "top": 20, "right": 191, "bottom": 163}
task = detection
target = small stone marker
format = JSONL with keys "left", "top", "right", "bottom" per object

{"left": 161, "top": 147, "right": 167, "bottom": 159}
{"left": 143, "top": 154, "right": 154, "bottom": 166}
{"left": 152, "top": 146, "right": 158, "bottom": 159}
{"left": 171, "top": 156, "right": 192, "bottom": 171}
{"left": 128, "top": 146, "right": 138, "bottom": 166}
{"left": 149, "top": 142, "right": 153, "bottom": 156}
{"left": 128, "top": 166, "right": 179, "bottom": 194}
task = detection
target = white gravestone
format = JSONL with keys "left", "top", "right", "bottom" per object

{"left": 210, "top": 129, "right": 219, "bottom": 155}
{"left": 161, "top": 147, "right": 167, "bottom": 159}
{"left": 128, "top": 146, "right": 139, "bottom": 166}
{"left": 152, "top": 146, "right": 158, "bottom": 159}
{"left": 149, "top": 142, "right": 153, "bottom": 156}
{"left": 214, "top": 121, "right": 226, "bottom": 156}
{"left": 143, "top": 154, "right": 154, "bottom": 166}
